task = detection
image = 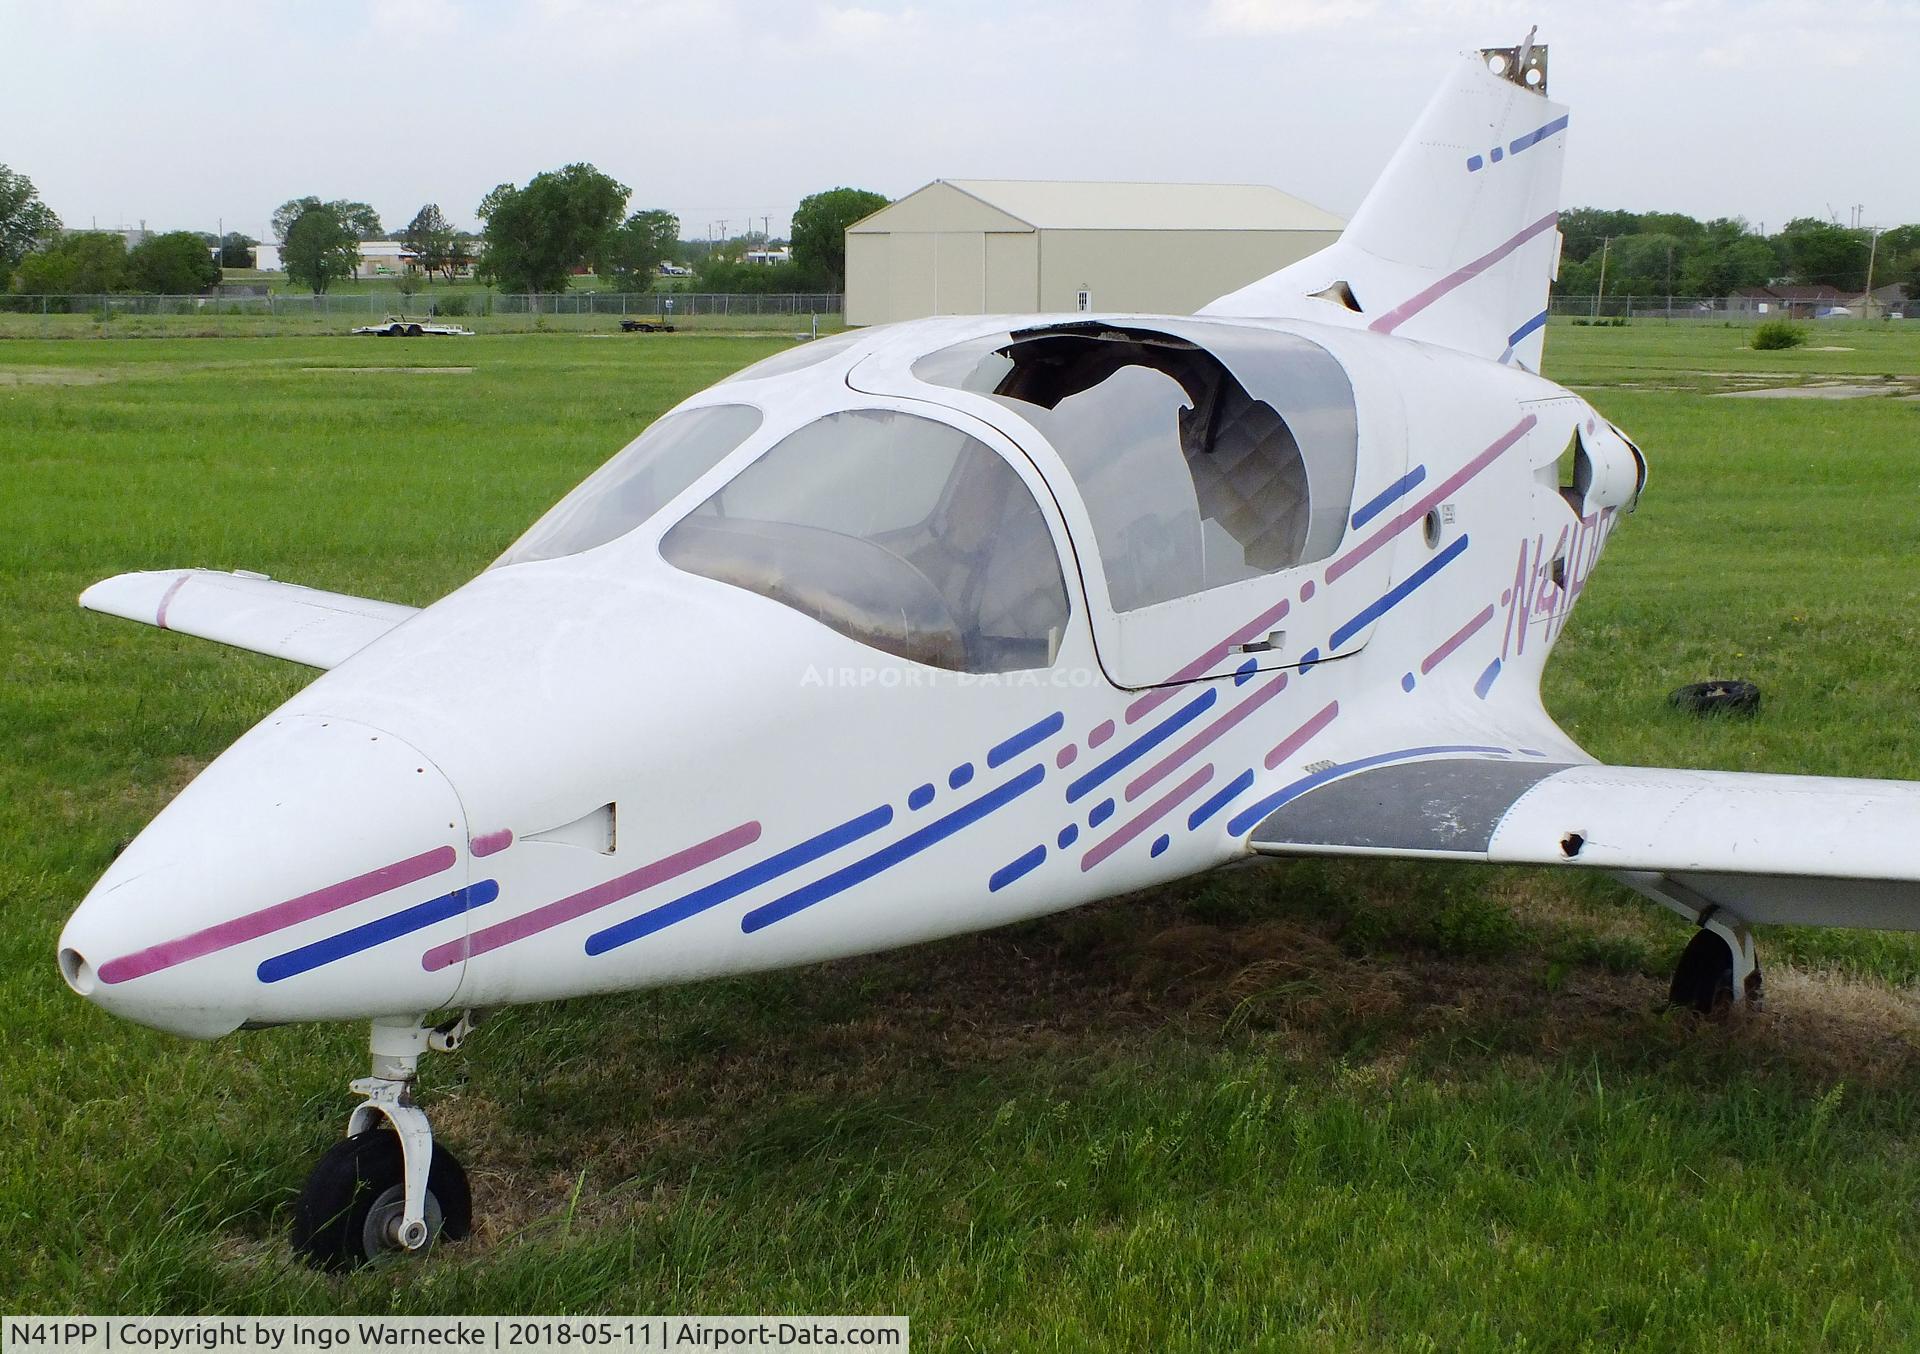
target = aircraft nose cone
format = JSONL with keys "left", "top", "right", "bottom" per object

{"left": 58, "top": 714, "right": 474, "bottom": 1038}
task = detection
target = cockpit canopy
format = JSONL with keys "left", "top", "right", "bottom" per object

{"left": 912, "top": 322, "right": 1359, "bottom": 613}
{"left": 661, "top": 409, "right": 1069, "bottom": 673}
{"left": 492, "top": 318, "right": 1369, "bottom": 681}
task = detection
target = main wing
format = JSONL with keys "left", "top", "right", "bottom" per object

{"left": 1249, "top": 753, "right": 1920, "bottom": 930}
{"left": 80, "top": 569, "right": 418, "bottom": 670}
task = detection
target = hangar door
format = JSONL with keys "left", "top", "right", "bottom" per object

{"left": 985, "top": 232, "right": 1038, "bottom": 313}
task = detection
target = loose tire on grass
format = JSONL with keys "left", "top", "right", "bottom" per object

{"left": 291, "top": 1128, "right": 471, "bottom": 1270}
{"left": 1669, "top": 679, "right": 1760, "bottom": 718}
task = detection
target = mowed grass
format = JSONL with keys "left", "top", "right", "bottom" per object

{"left": 3, "top": 323, "right": 1920, "bottom": 1344}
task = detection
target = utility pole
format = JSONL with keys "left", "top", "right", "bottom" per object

{"left": 1665, "top": 240, "right": 1673, "bottom": 318}
{"left": 1593, "top": 236, "right": 1611, "bottom": 319}
{"left": 1863, "top": 225, "right": 1880, "bottom": 309}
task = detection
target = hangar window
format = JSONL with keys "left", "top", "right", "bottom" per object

{"left": 913, "top": 323, "right": 1358, "bottom": 612}
{"left": 495, "top": 404, "right": 763, "bottom": 567}
{"left": 661, "top": 409, "right": 1069, "bottom": 672}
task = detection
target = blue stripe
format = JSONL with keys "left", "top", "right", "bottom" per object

{"left": 585, "top": 805, "right": 894, "bottom": 955}
{"left": 742, "top": 764, "right": 1046, "bottom": 932}
{"left": 989, "top": 845, "right": 1047, "bottom": 892}
{"left": 1350, "top": 465, "right": 1428, "bottom": 530}
{"left": 1509, "top": 113, "right": 1569, "bottom": 155}
{"left": 1474, "top": 658, "right": 1503, "bottom": 699}
{"left": 988, "top": 710, "right": 1064, "bottom": 768}
{"left": 1188, "top": 768, "right": 1255, "bottom": 830}
{"left": 1065, "top": 689, "right": 1217, "bottom": 803}
{"left": 1227, "top": 745, "right": 1512, "bottom": 838}
{"left": 1329, "top": 534, "right": 1470, "bottom": 650}
{"left": 258, "top": 880, "right": 499, "bottom": 983}
{"left": 1506, "top": 309, "right": 1549, "bottom": 349}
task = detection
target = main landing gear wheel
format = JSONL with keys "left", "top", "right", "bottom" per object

{"left": 292, "top": 1128, "right": 471, "bottom": 1270}
{"left": 291, "top": 1011, "right": 482, "bottom": 1270}
{"left": 1668, "top": 921, "right": 1763, "bottom": 1015}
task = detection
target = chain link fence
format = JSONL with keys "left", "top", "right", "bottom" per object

{"left": 0, "top": 290, "right": 844, "bottom": 337}
{"left": 1549, "top": 294, "right": 1907, "bottom": 321}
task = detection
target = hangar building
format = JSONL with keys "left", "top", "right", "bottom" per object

{"left": 844, "top": 179, "right": 1344, "bottom": 327}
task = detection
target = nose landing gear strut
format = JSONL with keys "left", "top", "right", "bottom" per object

{"left": 291, "top": 1012, "right": 477, "bottom": 1270}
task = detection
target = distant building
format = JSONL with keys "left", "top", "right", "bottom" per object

{"left": 251, "top": 240, "right": 472, "bottom": 279}
{"left": 1727, "top": 285, "right": 1849, "bottom": 318}
{"left": 743, "top": 247, "right": 791, "bottom": 265}
{"left": 844, "top": 178, "right": 1344, "bottom": 326}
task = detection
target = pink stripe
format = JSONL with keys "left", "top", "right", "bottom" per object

{"left": 153, "top": 574, "right": 191, "bottom": 630}
{"left": 1263, "top": 700, "right": 1340, "bottom": 770}
{"left": 1088, "top": 719, "right": 1116, "bottom": 748}
{"left": 98, "top": 845, "right": 457, "bottom": 985}
{"left": 470, "top": 829, "right": 513, "bottom": 858}
{"left": 1368, "top": 213, "right": 1559, "bottom": 336}
{"left": 1125, "top": 598, "right": 1291, "bottom": 723}
{"left": 421, "top": 820, "right": 761, "bottom": 972}
{"left": 1126, "top": 671, "right": 1289, "bottom": 802}
{"left": 1326, "top": 415, "right": 1535, "bottom": 584}
{"left": 1081, "top": 764, "right": 1214, "bottom": 872}
{"left": 1421, "top": 605, "right": 1495, "bottom": 675}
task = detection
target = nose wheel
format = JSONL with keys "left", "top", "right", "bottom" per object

{"left": 291, "top": 1013, "right": 478, "bottom": 1270}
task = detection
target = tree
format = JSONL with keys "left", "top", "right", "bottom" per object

{"left": 1, "top": 163, "right": 62, "bottom": 276}
{"left": 402, "top": 203, "right": 457, "bottom": 281}
{"left": 790, "top": 187, "right": 888, "bottom": 292}
{"left": 219, "top": 232, "right": 256, "bottom": 268}
{"left": 602, "top": 208, "right": 678, "bottom": 289}
{"left": 127, "top": 231, "right": 221, "bottom": 293}
{"left": 273, "top": 196, "right": 384, "bottom": 242}
{"left": 476, "top": 163, "right": 629, "bottom": 294}
{"left": 13, "top": 232, "right": 128, "bottom": 293}
{"left": 1557, "top": 207, "right": 1640, "bottom": 264}
{"left": 1680, "top": 235, "right": 1776, "bottom": 297}
{"left": 282, "top": 204, "right": 361, "bottom": 294}
{"left": 1775, "top": 217, "right": 1869, "bottom": 289}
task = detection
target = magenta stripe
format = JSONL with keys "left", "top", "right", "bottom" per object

{"left": 154, "top": 574, "right": 191, "bottom": 630}
{"left": 1263, "top": 700, "right": 1340, "bottom": 770}
{"left": 1125, "top": 598, "right": 1291, "bottom": 723}
{"left": 421, "top": 820, "right": 760, "bottom": 972}
{"left": 1126, "top": 670, "right": 1289, "bottom": 802}
{"left": 470, "top": 828, "right": 513, "bottom": 858}
{"left": 1367, "top": 213, "right": 1559, "bottom": 336}
{"left": 98, "top": 845, "right": 457, "bottom": 985}
{"left": 1421, "top": 605, "right": 1496, "bottom": 675}
{"left": 1081, "top": 764, "right": 1214, "bottom": 872}
{"left": 1326, "top": 415, "right": 1535, "bottom": 584}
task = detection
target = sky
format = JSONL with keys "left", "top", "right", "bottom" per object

{"left": 4, "top": 0, "right": 1917, "bottom": 244}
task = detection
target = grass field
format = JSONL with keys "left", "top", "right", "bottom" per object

{"left": 4, "top": 322, "right": 1920, "bottom": 1345}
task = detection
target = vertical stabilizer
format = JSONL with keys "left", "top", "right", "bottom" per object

{"left": 1202, "top": 39, "right": 1567, "bottom": 372}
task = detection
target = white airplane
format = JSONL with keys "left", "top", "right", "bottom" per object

{"left": 58, "top": 36, "right": 1920, "bottom": 1269}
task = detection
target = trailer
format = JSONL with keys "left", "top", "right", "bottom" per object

{"left": 351, "top": 316, "right": 475, "bottom": 337}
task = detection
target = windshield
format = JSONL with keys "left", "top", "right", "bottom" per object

{"left": 913, "top": 323, "right": 1358, "bottom": 612}
{"left": 661, "top": 408, "right": 1069, "bottom": 672}
{"left": 495, "top": 404, "right": 762, "bottom": 567}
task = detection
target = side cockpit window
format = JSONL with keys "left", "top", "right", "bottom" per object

{"left": 661, "top": 409, "right": 1070, "bottom": 673}
{"left": 914, "top": 324, "right": 1358, "bottom": 612}
{"left": 495, "top": 405, "right": 763, "bottom": 567}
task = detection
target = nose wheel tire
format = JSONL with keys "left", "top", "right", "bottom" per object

{"left": 291, "top": 1128, "right": 471, "bottom": 1270}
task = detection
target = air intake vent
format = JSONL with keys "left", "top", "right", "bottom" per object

{"left": 527, "top": 802, "right": 616, "bottom": 854}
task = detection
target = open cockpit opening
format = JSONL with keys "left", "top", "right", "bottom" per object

{"left": 913, "top": 322, "right": 1358, "bottom": 613}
